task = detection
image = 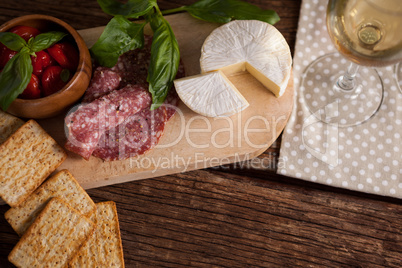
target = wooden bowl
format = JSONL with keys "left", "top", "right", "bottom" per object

{"left": 0, "top": 14, "right": 92, "bottom": 119}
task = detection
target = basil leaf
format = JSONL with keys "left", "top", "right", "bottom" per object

{"left": 179, "top": 0, "right": 280, "bottom": 24}
{"left": 97, "top": 0, "right": 157, "bottom": 18}
{"left": 29, "top": 31, "right": 67, "bottom": 52}
{"left": 146, "top": 10, "right": 180, "bottom": 110}
{"left": 90, "top": 15, "right": 146, "bottom": 68}
{"left": 60, "top": 69, "right": 71, "bottom": 83}
{"left": 0, "top": 32, "right": 27, "bottom": 52}
{"left": 0, "top": 52, "right": 32, "bottom": 111}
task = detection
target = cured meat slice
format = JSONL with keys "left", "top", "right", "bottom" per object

{"left": 93, "top": 106, "right": 167, "bottom": 161}
{"left": 82, "top": 67, "right": 121, "bottom": 103}
{"left": 109, "top": 35, "right": 184, "bottom": 121}
{"left": 66, "top": 34, "right": 186, "bottom": 160}
{"left": 164, "top": 59, "right": 185, "bottom": 120}
{"left": 111, "top": 35, "right": 185, "bottom": 89}
{"left": 111, "top": 35, "right": 153, "bottom": 88}
{"left": 164, "top": 88, "right": 180, "bottom": 121}
{"left": 65, "top": 84, "right": 151, "bottom": 160}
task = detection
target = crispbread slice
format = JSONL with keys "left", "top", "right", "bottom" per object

{"left": 5, "top": 169, "right": 96, "bottom": 236}
{"left": 69, "top": 201, "right": 125, "bottom": 268}
{"left": 8, "top": 197, "right": 95, "bottom": 268}
{"left": 0, "top": 119, "right": 67, "bottom": 207}
{"left": 0, "top": 111, "right": 24, "bottom": 144}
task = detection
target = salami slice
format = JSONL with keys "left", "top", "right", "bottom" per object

{"left": 66, "top": 34, "right": 186, "bottom": 160}
{"left": 109, "top": 35, "right": 184, "bottom": 120}
{"left": 82, "top": 67, "right": 121, "bottom": 103}
{"left": 164, "top": 88, "right": 180, "bottom": 120}
{"left": 111, "top": 35, "right": 153, "bottom": 88}
{"left": 93, "top": 106, "right": 167, "bottom": 161}
{"left": 162, "top": 59, "right": 185, "bottom": 120}
{"left": 65, "top": 84, "right": 151, "bottom": 160}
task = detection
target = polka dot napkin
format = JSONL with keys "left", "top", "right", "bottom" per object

{"left": 278, "top": 0, "right": 402, "bottom": 198}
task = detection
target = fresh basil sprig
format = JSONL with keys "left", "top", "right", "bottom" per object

{"left": 0, "top": 32, "right": 26, "bottom": 51}
{"left": 29, "top": 31, "right": 67, "bottom": 52}
{"left": 0, "top": 31, "right": 67, "bottom": 111}
{"left": 162, "top": 0, "right": 280, "bottom": 24}
{"left": 92, "top": 0, "right": 279, "bottom": 109}
{"left": 0, "top": 52, "right": 32, "bottom": 110}
{"left": 145, "top": 8, "right": 179, "bottom": 110}
{"left": 91, "top": 15, "right": 146, "bottom": 67}
{"left": 94, "top": 0, "right": 180, "bottom": 110}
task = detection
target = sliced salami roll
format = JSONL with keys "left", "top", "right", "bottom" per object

{"left": 82, "top": 67, "right": 121, "bottom": 103}
{"left": 93, "top": 106, "right": 167, "bottom": 161}
{"left": 68, "top": 34, "right": 186, "bottom": 160}
{"left": 65, "top": 84, "right": 151, "bottom": 160}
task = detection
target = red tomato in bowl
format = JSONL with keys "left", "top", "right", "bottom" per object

{"left": 1, "top": 25, "right": 42, "bottom": 68}
{"left": 42, "top": 65, "right": 71, "bottom": 97}
{"left": 1, "top": 25, "right": 78, "bottom": 100}
{"left": 31, "top": 50, "right": 54, "bottom": 77}
{"left": 47, "top": 42, "right": 79, "bottom": 71}
{"left": 9, "top": 25, "right": 41, "bottom": 42}
{"left": 0, "top": 43, "right": 17, "bottom": 68}
{"left": 19, "top": 74, "right": 41, "bottom": 99}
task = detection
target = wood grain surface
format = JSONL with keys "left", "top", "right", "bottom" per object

{"left": 1, "top": 1, "right": 402, "bottom": 267}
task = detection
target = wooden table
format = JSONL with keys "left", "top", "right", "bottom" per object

{"left": 1, "top": 1, "right": 402, "bottom": 267}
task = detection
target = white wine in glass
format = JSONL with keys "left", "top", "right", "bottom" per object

{"left": 301, "top": 0, "right": 402, "bottom": 127}
{"left": 328, "top": 0, "right": 402, "bottom": 67}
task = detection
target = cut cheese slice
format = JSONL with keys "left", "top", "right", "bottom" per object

{"left": 174, "top": 70, "right": 249, "bottom": 117}
{"left": 200, "top": 20, "right": 292, "bottom": 97}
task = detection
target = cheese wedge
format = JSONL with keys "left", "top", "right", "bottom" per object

{"left": 174, "top": 70, "right": 249, "bottom": 117}
{"left": 200, "top": 20, "right": 292, "bottom": 97}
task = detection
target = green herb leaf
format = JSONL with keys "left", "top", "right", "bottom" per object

{"left": 97, "top": 0, "right": 157, "bottom": 18}
{"left": 146, "top": 10, "right": 180, "bottom": 110}
{"left": 0, "top": 32, "right": 27, "bottom": 52}
{"left": 60, "top": 69, "right": 71, "bottom": 83}
{"left": 0, "top": 52, "right": 33, "bottom": 111}
{"left": 174, "top": 0, "right": 280, "bottom": 24}
{"left": 90, "top": 15, "right": 146, "bottom": 67}
{"left": 29, "top": 31, "right": 68, "bottom": 52}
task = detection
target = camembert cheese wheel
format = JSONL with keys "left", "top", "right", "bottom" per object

{"left": 200, "top": 20, "right": 292, "bottom": 97}
{"left": 174, "top": 70, "right": 249, "bottom": 117}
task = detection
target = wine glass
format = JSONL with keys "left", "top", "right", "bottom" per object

{"left": 396, "top": 62, "right": 402, "bottom": 93}
{"left": 300, "top": 0, "right": 402, "bottom": 127}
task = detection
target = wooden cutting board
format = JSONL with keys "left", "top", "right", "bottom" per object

{"left": 37, "top": 13, "right": 294, "bottom": 189}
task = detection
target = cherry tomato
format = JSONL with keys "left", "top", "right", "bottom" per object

{"left": 31, "top": 50, "right": 54, "bottom": 77}
{"left": 47, "top": 42, "right": 78, "bottom": 71}
{"left": 19, "top": 74, "right": 41, "bottom": 99}
{"left": 42, "top": 65, "right": 71, "bottom": 97}
{"left": 0, "top": 43, "right": 17, "bottom": 68}
{"left": 9, "top": 25, "right": 41, "bottom": 42}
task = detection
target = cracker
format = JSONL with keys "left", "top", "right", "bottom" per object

{"left": 8, "top": 197, "right": 95, "bottom": 268}
{"left": 5, "top": 169, "right": 96, "bottom": 236}
{"left": 0, "top": 120, "right": 67, "bottom": 207}
{"left": 0, "top": 111, "right": 24, "bottom": 144}
{"left": 69, "top": 201, "right": 125, "bottom": 268}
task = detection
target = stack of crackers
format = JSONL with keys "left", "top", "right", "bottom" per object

{"left": 0, "top": 111, "right": 125, "bottom": 268}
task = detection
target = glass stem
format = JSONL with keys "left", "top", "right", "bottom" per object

{"left": 337, "top": 62, "right": 359, "bottom": 91}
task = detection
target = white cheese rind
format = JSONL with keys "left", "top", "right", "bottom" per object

{"left": 200, "top": 20, "right": 292, "bottom": 97}
{"left": 174, "top": 71, "right": 249, "bottom": 117}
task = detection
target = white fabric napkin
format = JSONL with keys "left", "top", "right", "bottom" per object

{"left": 278, "top": 0, "right": 402, "bottom": 198}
